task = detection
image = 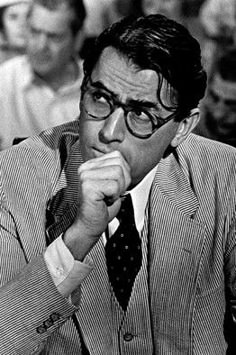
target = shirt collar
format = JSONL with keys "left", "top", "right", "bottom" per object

{"left": 128, "top": 166, "right": 157, "bottom": 232}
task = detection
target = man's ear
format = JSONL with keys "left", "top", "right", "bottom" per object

{"left": 171, "top": 108, "right": 200, "bottom": 148}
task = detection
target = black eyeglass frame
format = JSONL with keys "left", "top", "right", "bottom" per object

{"left": 81, "top": 77, "right": 177, "bottom": 139}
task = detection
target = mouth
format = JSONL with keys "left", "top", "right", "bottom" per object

{"left": 92, "top": 147, "right": 111, "bottom": 157}
{"left": 31, "top": 52, "right": 51, "bottom": 63}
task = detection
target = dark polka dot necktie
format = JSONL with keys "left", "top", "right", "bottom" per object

{"left": 105, "top": 194, "right": 142, "bottom": 311}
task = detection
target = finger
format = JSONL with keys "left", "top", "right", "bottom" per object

{"left": 79, "top": 151, "right": 131, "bottom": 192}
{"left": 80, "top": 178, "right": 123, "bottom": 206}
{"left": 86, "top": 150, "right": 123, "bottom": 162}
{"left": 79, "top": 150, "right": 130, "bottom": 174}
{"left": 107, "top": 198, "right": 122, "bottom": 221}
{"left": 79, "top": 165, "right": 130, "bottom": 195}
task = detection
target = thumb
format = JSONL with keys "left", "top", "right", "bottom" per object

{"left": 107, "top": 198, "right": 122, "bottom": 222}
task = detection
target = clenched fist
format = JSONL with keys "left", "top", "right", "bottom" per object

{"left": 63, "top": 151, "right": 131, "bottom": 260}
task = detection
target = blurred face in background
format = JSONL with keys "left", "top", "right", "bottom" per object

{"left": 142, "top": 0, "right": 180, "bottom": 19}
{"left": 114, "top": 0, "right": 134, "bottom": 16}
{"left": 26, "top": 2, "right": 76, "bottom": 79}
{"left": 2, "top": 2, "right": 30, "bottom": 49}
{"left": 204, "top": 73, "right": 236, "bottom": 143}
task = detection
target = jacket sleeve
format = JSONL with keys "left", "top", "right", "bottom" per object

{"left": 0, "top": 202, "right": 80, "bottom": 355}
{"left": 223, "top": 187, "right": 236, "bottom": 348}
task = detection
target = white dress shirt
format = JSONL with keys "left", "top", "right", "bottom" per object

{"left": 0, "top": 55, "right": 83, "bottom": 150}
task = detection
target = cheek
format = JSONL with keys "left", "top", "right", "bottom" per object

{"left": 5, "top": 28, "right": 18, "bottom": 45}
{"left": 4, "top": 21, "right": 14, "bottom": 36}
{"left": 126, "top": 125, "right": 176, "bottom": 182}
{"left": 58, "top": 40, "right": 73, "bottom": 56}
{"left": 224, "top": 112, "right": 236, "bottom": 124}
{"left": 80, "top": 122, "right": 92, "bottom": 161}
{"left": 126, "top": 140, "right": 163, "bottom": 185}
{"left": 80, "top": 117, "right": 98, "bottom": 147}
{"left": 79, "top": 118, "right": 89, "bottom": 143}
{"left": 27, "top": 39, "right": 38, "bottom": 52}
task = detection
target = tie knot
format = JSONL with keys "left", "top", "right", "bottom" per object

{"left": 117, "top": 194, "right": 134, "bottom": 223}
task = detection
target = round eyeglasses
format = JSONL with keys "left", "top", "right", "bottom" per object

{"left": 81, "top": 78, "right": 176, "bottom": 139}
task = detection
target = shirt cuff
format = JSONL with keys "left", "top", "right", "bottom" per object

{"left": 44, "top": 235, "right": 93, "bottom": 298}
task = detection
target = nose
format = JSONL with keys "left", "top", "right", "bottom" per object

{"left": 98, "top": 108, "right": 126, "bottom": 143}
{"left": 18, "top": 17, "right": 26, "bottom": 29}
{"left": 37, "top": 32, "right": 48, "bottom": 50}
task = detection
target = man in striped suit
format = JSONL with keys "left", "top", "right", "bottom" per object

{"left": 0, "top": 13, "right": 236, "bottom": 355}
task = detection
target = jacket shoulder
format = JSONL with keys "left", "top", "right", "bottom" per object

{"left": 179, "top": 134, "right": 236, "bottom": 170}
{"left": 176, "top": 134, "right": 236, "bottom": 204}
{"left": 0, "top": 121, "right": 80, "bottom": 202}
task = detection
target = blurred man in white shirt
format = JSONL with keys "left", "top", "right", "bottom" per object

{"left": 0, "top": 0, "right": 86, "bottom": 150}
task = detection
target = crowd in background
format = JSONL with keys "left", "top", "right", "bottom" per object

{"left": 0, "top": 0, "right": 236, "bottom": 149}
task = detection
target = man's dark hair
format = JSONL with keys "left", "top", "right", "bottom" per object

{"left": 83, "top": 14, "right": 207, "bottom": 120}
{"left": 30, "top": 0, "right": 86, "bottom": 36}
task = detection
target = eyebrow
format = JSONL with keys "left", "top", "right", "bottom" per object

{"left": 29, "top": 23, "right": 66, "bottom": 38}
{"left": 210, "top": 89, "right": 236, "bottom": 105}
{"left": 90, "top": 79, "right": 162, "bottom": 110}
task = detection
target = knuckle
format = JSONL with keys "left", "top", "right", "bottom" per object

{"left": 80, "top": 179, "right": 93, "bottom": 197}
{"left": 104, "top": 178, "right": 119, "bottom": 193}
{"left": 81, "top": 179, "right": 91, "bottom": 191}
{"left": 112, "top": 164, "right": 123, "bottom": 176}
{"left": 78, "top": 169, "right": 88, "bottom": 182}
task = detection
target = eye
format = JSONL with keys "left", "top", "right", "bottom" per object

{"left": 8, "top": 13, "right": 18, "bottom": 21}
{"left": 29, "top": 26, "right": 40, "bottom": 36}
{"left": 224, "top": 99, "right": 236, "bottom": 110}
{"left": 209, "top": 90, "right": 219, "bottom": 103}
{"left": 131, "top": 109, "right": 151, "bottom": 122}
{"left": 91, "top": 90, "right": 109, "bottom": 104}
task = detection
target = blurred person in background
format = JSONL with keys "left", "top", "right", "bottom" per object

{"left": 181, "top": 0, "right": 206, "bottom": 51}
{"left": 199, "top": 0, "right": 236, "bottom": 43}
{"left": 140, "top": 0, "right": 205, "bottom": 46}
{"left": 182, "top": 0, "right": 205, "bottom": 17}
{"left": 80, "top": 0, "right": 142, "bottom": 59}
{"left": 79, "top": 0, "right": 111, "bottom": 59}
{"left": 0, "top": 0, "right": 31, "bottom": 64}
{"left": 140, "top": 0, "right": 184, "bottom": 24}
{"left": 199, "top": 0, "right": 236, "bottom": 74}
{"left": 0, "top": 0, "right": 86, "bottom": 151}
{"left": 194, "top": 48, "right": 236, "bottom": 148}
{"left": 102, "top": 0, "right": 143, "bottom": 29}
{"left": 81, "top": 0, "right": 205, "bottom": 60}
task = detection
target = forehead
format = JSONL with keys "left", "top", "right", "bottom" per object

{"left": 143, "top": 0, "right": 178, "bottom": 9}
{"left": 28, "top": 3, "right": 72, "bottom": 33}
{"left": 4, "top": 3, "right": 29, "bottom": 16}
{"left": 91, "top": 47, "right": 168, "bottom": 105}
{"left": 210, "top": 73, "right": 236, "bottom": 101}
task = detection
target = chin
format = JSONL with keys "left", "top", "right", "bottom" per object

{"left": 30, "top": 56, "right": 51, "bottom": 71}
{"left": 80, "top": 145, "right": 92, "bottom": 162}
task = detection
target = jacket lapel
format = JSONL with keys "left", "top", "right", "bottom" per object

{"left": 148, "top": 154, "right": 206, "bottom": 353}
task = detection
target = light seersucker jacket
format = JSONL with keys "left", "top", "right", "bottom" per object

{"left": 0, "top": 121, "right": 236, "bottom": 355}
